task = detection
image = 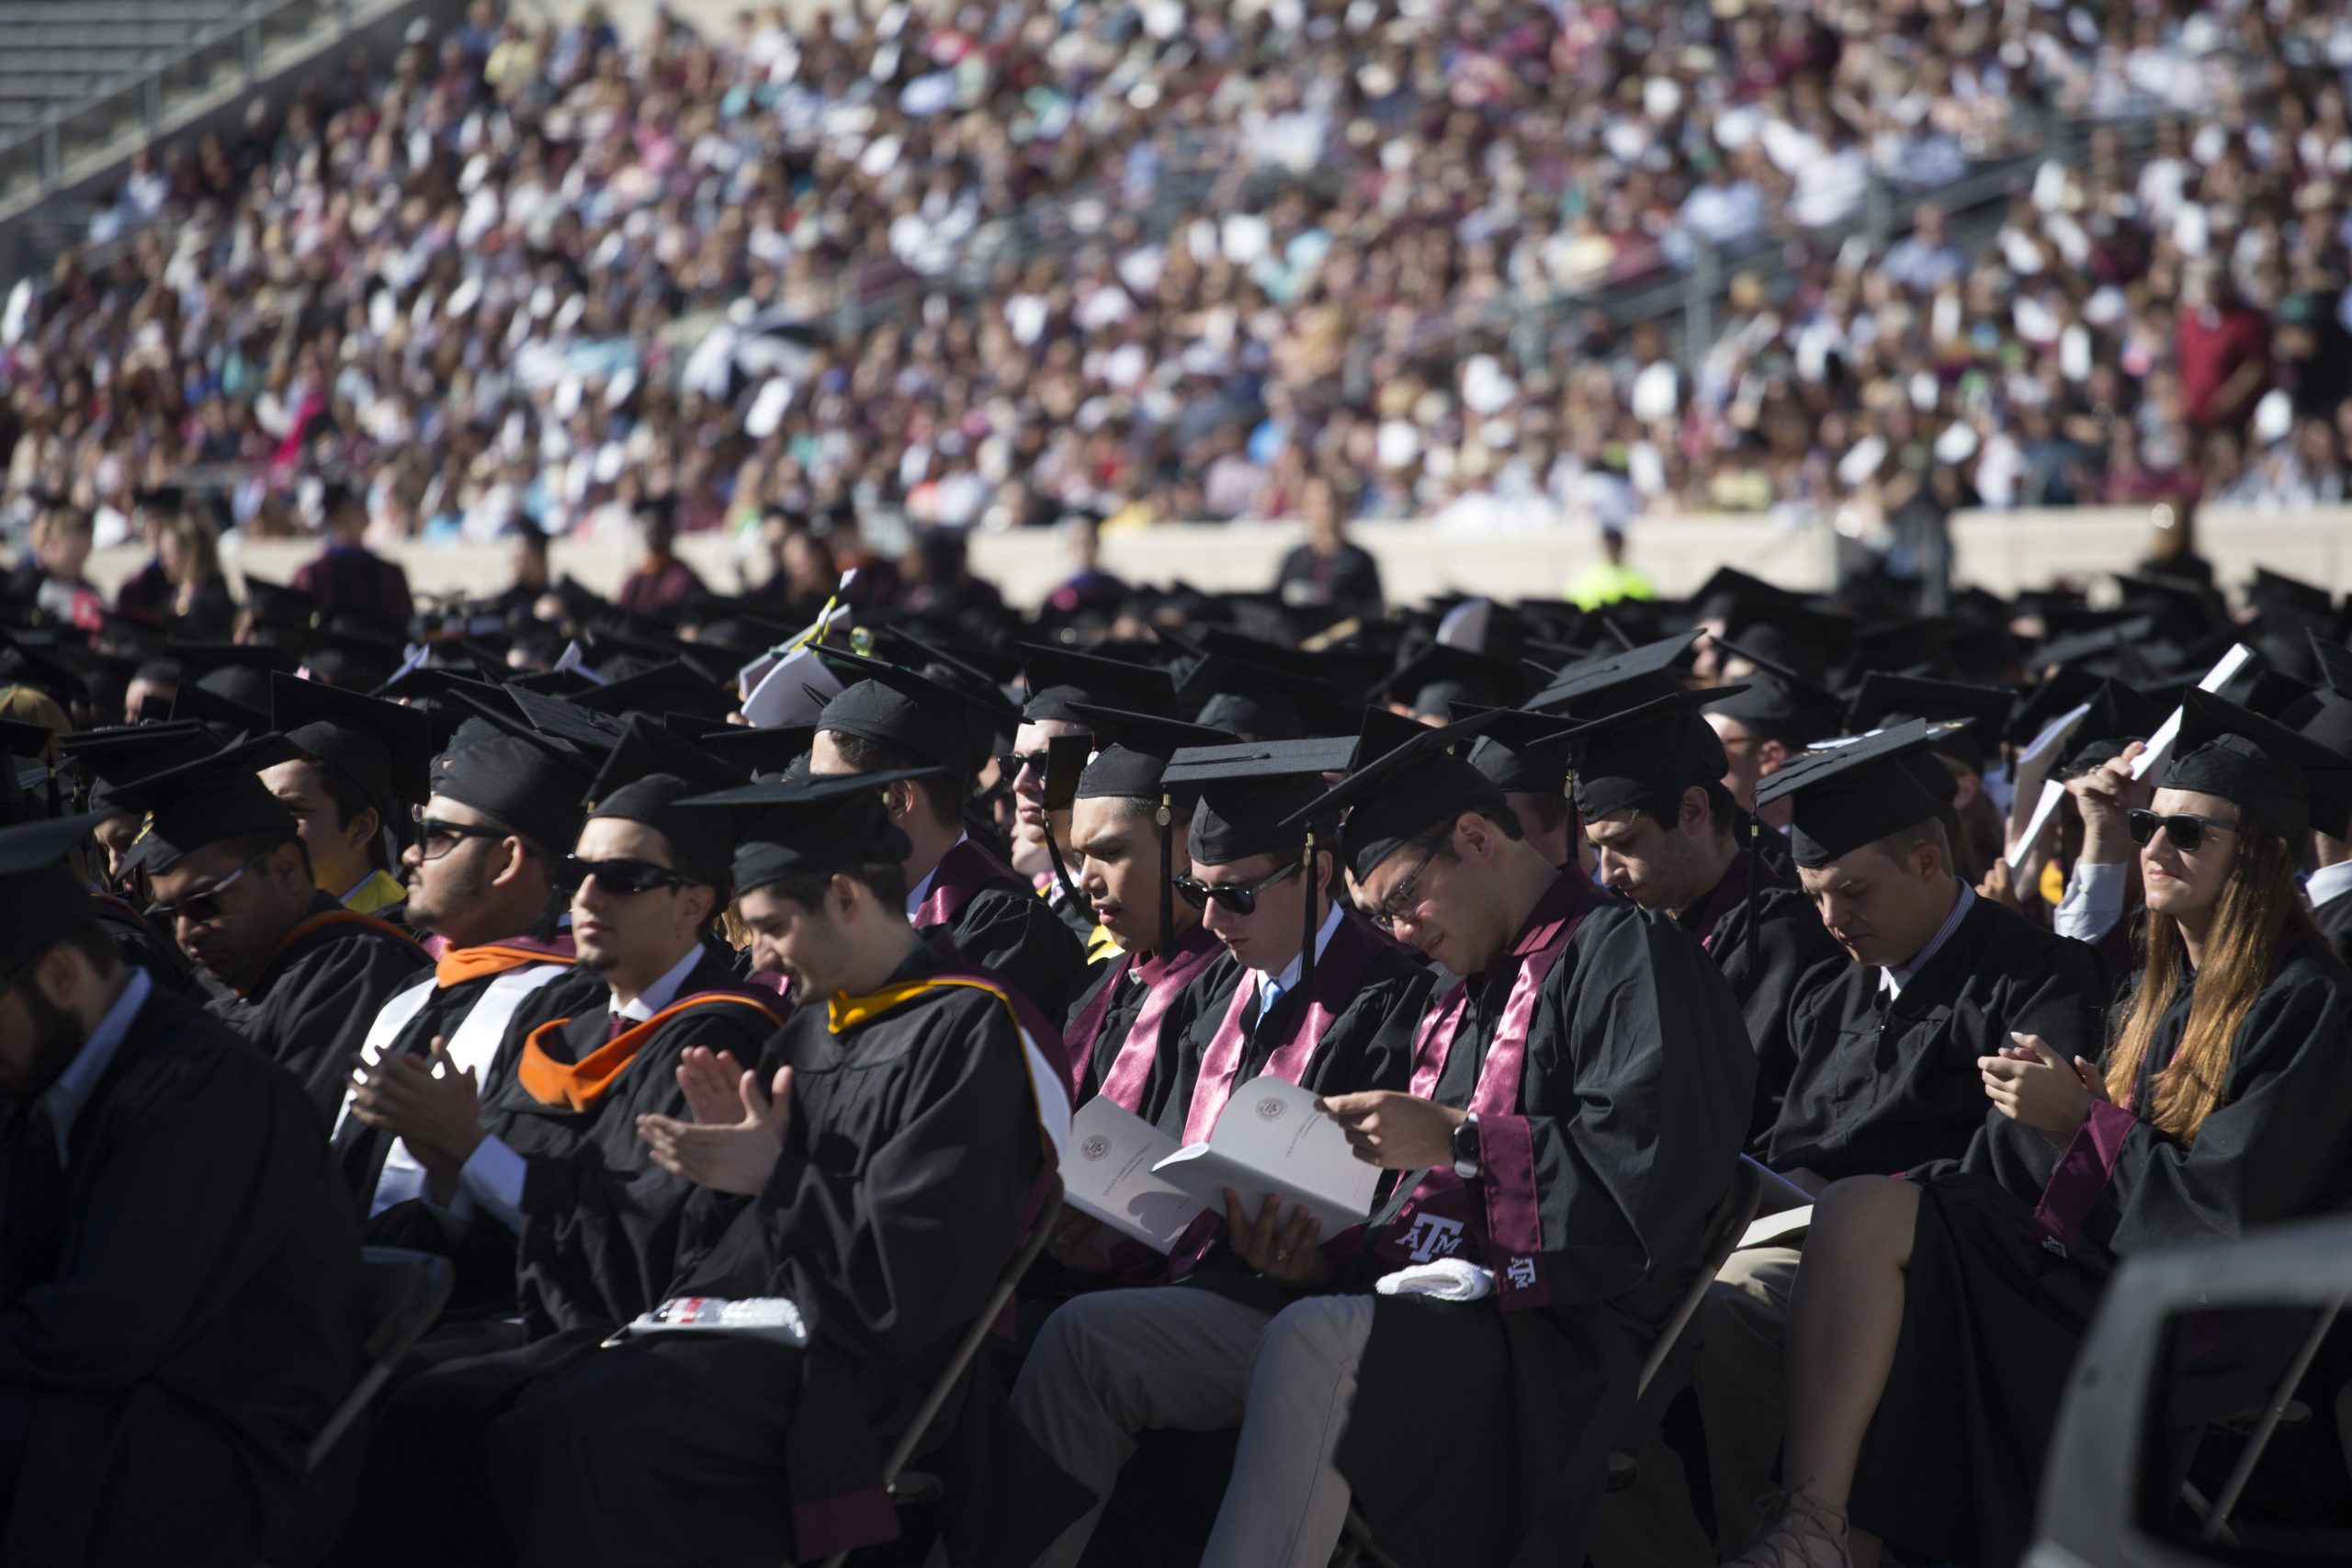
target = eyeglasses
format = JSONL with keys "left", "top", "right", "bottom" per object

{"left": 566, "top": 855, "right": 690, "bottom": 897}
{"left": 2126, "top": 809, "right": 2240, "bottom": 853}
{"left": 1365, "top": 842, "right": 1445, "bottom": 936}
{"left": 149, "top": 848, "right": 275, "bottom": 926}
{"left": 1174, "top": 859, "right": 1300, "bottom": 917}
{"left": 411, "top": 806, "right": 511, "bottom": 863}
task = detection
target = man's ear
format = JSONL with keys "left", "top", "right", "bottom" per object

{"left": 486, "top": 836, "right": 532, "bottom": 890}
{"left": 1455, "top": 811, "right": 1497, "bottom": 864}
{"left": 345, "top": 804, "right": 382, "bottom": 852}
{"left": 1758, "top": 739, "right": 1790, "bottom": 770}
{"left": 1679, "top": 785, "right": 1710, "bottom": 837}
{"left": 884, "top": 781, "right": 916, "bottom": 828}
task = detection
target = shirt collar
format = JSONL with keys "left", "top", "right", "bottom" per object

{"left": 40, "top": 966, "right": 153, "bottom": 1166}
{"left": 1254, "top": 900, "right": 1345, "bottom": 999}
{"left": 616, "top": 943, "right": 705, "bottom": 1023}
{"left": 2307, "top": 860, "right": 2352, "bottom": 911}
{"left": 905, "top": 831, "right": 968, "bottom": 919}
{"left": 1882, "top": 882, "right": 1974, "bottom": 998}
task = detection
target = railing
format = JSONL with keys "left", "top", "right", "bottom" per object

{"left": 0, "top": 0, "right": 355, "bottom": 206}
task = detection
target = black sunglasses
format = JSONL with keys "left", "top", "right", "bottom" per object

{"left": 148, "top": 847, "right": 276, "bottom": 926}
{"left": 1174, "top": 859, "right": 1300, "bottom": 917}
{"left": 2126, "top": 808, "right": 2240, "bottom": 853}
{"left": 567, "top": 855, "right": 690, "bottom": 897}
{"left": 999, "top": 750, "right": 1050, "bottom": 780}
{"left": 411, "top": 807, "right": 512, "bottom": 863}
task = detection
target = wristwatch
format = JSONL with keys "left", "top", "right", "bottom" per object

{"left": 1450, "top": 1111, "right": 1481, "bottom": 1180}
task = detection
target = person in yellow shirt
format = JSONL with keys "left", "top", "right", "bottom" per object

{"left": 1567, "top": 525, "right": 1656, "bottom": 610}
{"left": 258, "top": 676, "right": 433, "bottom": 919}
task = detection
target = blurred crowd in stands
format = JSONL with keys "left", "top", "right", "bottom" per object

{"left": 6, "top": 0, "right": 2352, "bottom": 585}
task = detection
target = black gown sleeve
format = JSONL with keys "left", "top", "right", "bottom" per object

{"left": 946, "top": 887, "right": 1089, "bottom": 1023}
{"left": 1721, "top": 889, "right": 1845, "bottom": 1141}
{"left": 224, "top": 935, "right": 431, "bottom": 1120}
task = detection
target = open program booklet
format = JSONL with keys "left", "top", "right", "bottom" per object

{"left": 1061, "top": 1077, "right": 1380, "bottom": 1253}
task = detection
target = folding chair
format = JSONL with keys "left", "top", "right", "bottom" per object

{"left": 1334, "top": 1156, "right": 1765, "bottom": 1566}
{"left": 305, "top": 1247, "right": 455, "bottom": 1471}
{"left": 813, "top": 1176, "right": 1064, "bottom": 1568}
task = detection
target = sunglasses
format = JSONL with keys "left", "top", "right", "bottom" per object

{"left": 1174, "top": 859, "right": 1300, "bottom": 917}
{"left": 2126, "top": 808, "right": 2240, "bottom": 853}
{"left": 1365, "top": 842, "right": 1445, "bottom": 936}
{"left": 567, "top": 856, "right": 691, "bottom": 897}
{"left": 149, "top": 848, "right": 275, "bottom": 926}
{"left": 411, "top": 806, "right": 511, "bottom": 863}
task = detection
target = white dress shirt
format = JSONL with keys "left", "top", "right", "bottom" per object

{"left": 2054, "top": 859, "right": 2128, "bottom": 944}
{"left": 1882, "top": 884, "right": 1976, "bottom": 1000}
{"left": 1250, "top": 901, "right": 1345, "bottom": 1017}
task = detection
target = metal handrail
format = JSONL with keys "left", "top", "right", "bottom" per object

{"left": 0, "top": 0, "right": 352, "bottom": 196}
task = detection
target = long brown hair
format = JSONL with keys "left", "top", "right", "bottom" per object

{"left": 2103, "top": 807, "right": 2313, "bottom": 1142}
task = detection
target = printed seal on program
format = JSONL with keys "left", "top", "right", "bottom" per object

{"left": 1256, "top": 1096, "right": 1286, "bottom": 1121}
{"left": 1080, "top": 1134, "right": 1112, "bottom": 1161}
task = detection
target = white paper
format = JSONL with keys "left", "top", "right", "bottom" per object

{"left": 1060, "top": 1098, "right": 1201, "bottom": 1253}
{"left": 1150, "top": 1076, "right": 1380, "bottom": 1238}
{"left": 1739, "top": 1206, "right": 1814, "bottom": 1249}
{"left": 553, "top": 639, "right": 611, "bottom": 686}
{"left": 740, "top": 645, "right": 842, "bottom": 729}
{"left": 736, "top": 600, "right": 854, "bottom": 696}
{"left": 2005, "top": 697, "right": 2092, "bottom": 870}
{"left": 2131, "top": 643, "right": 2256, "bottom": 784}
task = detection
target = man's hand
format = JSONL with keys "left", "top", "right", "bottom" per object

{"left": 1046, "top": 1212, "right": 1115, "bottom": 1274}
{"left": 1318, "top": 1090, "right": 1464, "bottom": 1170}
{"left": 674, "top": 1046, "right": 751, "bottom": 1126}
{"left": 1976, "top": 856, "right": 2023, "bottom": 913}
{"left": 1980, "top": 1032, "right": 2096, "bottom": 1145}
{"left": 1224, "top": 1190, "right": 1332, "bottom": 1290}
{"left": 348, "top": 1036, "right": 486, "bottom": 1178}
{"left": 638, "top": 1066, "right": 794, "bottom": 1195}
{"left": 2065, "top": 743, "right": 2150, "bottom": 867}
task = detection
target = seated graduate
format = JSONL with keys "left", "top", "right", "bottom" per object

{"left": 1460, "top": 707, "right": 1594, "bottom": 879}
{"left": 359, "top": 772, "right": 1070, "bottom": 1568}
{"left": 1730, "top": 692, "right": 2352, "bottom": 1568}
{"left": 1698, "top": 636, "right": 1849, "bottom": 886}
{"left": 1006, "top": 713, "right": 1754, "bottom": 1568}
{"left": 0, "top": 814, "right": 362, "bottom": 1564}
{"left": 1559, "top": 686, "right": 1846, "bottom": 1140}
{"left": 360, "top": 716, "right": 787, "bottom": 1343}
{"left": 260, "top": 672, "right": 430, "bottom": 919}
{"left": 334, "top": 716, "right": 600, "bottom": 1265}
{"left": 1057, "top": 705, "right": 1235, "bottom": 1111}
{"left": 2288, "top": 637, "right": 2352, "bottom": 960}
{"left": 112, "top": 734, "right": 431, "bottom": 1119}
{"left": 1608, "top": 722, "right": 2109, "bottom": 1563}
{"left": 809, "top": 647, "right": 1089, "bottom": 1021}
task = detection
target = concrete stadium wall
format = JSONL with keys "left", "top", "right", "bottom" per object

{"left": 81, "top": 507, "right": 2352, "bottom": 616}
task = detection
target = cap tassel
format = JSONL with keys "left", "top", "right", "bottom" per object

{"left": 1297, "top": 829, "right": 1317, "bottom": 1016}
{"left": 1041, "top": 816, "right": 1084, "bottom": 911}
{"left": 1740, "top": 811, "right": 1761, "bottom": 986}
{"left": 1157, "top": 792, "right": 1174, "bottom": 963}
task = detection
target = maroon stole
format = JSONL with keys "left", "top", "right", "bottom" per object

{"left": 1163, "top": 911, "right": 1391, "bottom": 1280}
{"left": 1372, "top": 873, "right": 1603, "bottom": 1313}
{"left": 1687, "top": 851, "right": 1758, "bottom": 953}
{"left": 911, "top": 836, "right": 1024, "bottom": 931}
{"left": 1065, "top": 921, "right": 1224, "bottom": 1106}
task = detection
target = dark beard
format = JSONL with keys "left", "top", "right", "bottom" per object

{"left": 0, "top": 984, "right": 90, "bottom": 1102}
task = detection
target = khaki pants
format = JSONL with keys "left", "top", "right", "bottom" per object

{"left": 1588, "top": 1244, "right": 1804, "bottom": 1568}
{"left": 1010, "top": 1287, "right": 1375, "bottom": 1568}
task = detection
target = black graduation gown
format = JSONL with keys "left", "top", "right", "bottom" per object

{"left": 1849, "top": 938, "right": 2352, "bottom": 1567}
{"left": 1329, "top": 875, "right": 1757, "bottom": 1568}
{"left": 1065, "top": 921, "right": 1223, "bottom": 1112}
{"left": 89, "top": 891, "right": 194, "bottom": 993}
{"left": 366, "top": 947, "right": 1056, "bottom": 1568}
{"left": 0, "top": 983, "right": 362, "bottom": 1567}
{"left": 1678, "top": 852, "right": 1846, "bottom": 1142}
{"left": 1767, "top": 893, "right": 2109, "bottom": 1180}
{"left": 2314, "top": 886, "right": 2352, "bottom": 964}
{"left": 915, "top": 836, "right": 1090, "bottom": 1024}
{"left": 207, "top": 892, "right": 432, "bottom": 1122}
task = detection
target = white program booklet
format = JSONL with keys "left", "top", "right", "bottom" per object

{"left": 2131, "top": 643, "right": 2256, "bottom": 784}
{"left": 1151, "top": 1076, "right": 1381, "bottom": 1240}
{"left": 1060, "top": 1098, "right": 1201, "bottom": 1252}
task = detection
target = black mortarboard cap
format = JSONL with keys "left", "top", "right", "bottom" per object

{"left": 1752, "top": 720, "right": 1951, "bottom": 869}
{"left": 1703, "top": 636, "right": 1848, "bottom": 747}
{"left": 1291, "top": 708, "right": 1509, "bottom": 883}
{"left": 1453, "top": 706, "right": 1583, "bottom": 799}
{"left": 1068, "top": 703, "right": 1236, "bottom": 804}
{"left": 106, "top": 733, "right": 302, "bottom": 874}
{"left": 240, "top": 577, "right": 323, "bottom": 636}
{"left": 429, "top": 712, "right": 596, "bottom": 857}
{"left": 1842, "top": 672, "right": 2013, "bottom": 775}
{"left": 502, "top": 685, "right": 630, "bottom": 757}
{"left": 696, "top": 723, "right": 817, "bottom": 781}
{"left": 2059, "top": 678, "right": 2174, "bottom": 775}
{"left": 62, "top": 722, "right": 219, "bottom": 814}
{"left": 1524, "top": 631, "right": 1700, "bottom": 717}
{"left": 676, "top": 770, "right": 934, "bottom": 894}
{"left": 815, "top": 647, "right": 1016, "bottom": 779}
{"left": 1369, "top": 641, "right": 1528, "bottom": 720}
{"left": 1017, "top": 641, "right": 1178, "bottom": 724}
{"left": 573, "top": 660, "right": 737, "bottom": 724}
{"left": 271, "top": 672, "right": 435, "bottom": 818}
{"left": 583, "top": 716, "right": 746, "bottom": 889}
{"left": 1551, "top": 688, "right": 1738, "bottom": 823}
{"left": 1163, "top": 737, "right": 1359, "bottom": 867}
{"left": 2162, "top": 689, "right": 2351, "bottom": 842}
{"left": 2007, "top": 667, "right": 2103, "bottom": 750}
{"left": 0, "top": 812, "right": 109, "bottom": 961}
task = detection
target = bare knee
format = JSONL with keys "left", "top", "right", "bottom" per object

{"left": 1811, "top": 1177, "right": 1919, "bottom": 1267}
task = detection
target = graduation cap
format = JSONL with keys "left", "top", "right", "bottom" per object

{"left": 1525, "top": 632, "right": 1701, "bottom": 717}
{"left": 239, "top": 577, "right": 324, "bottom": 637}
{"left": 1843, "top": 673, "right": 2013, "bottom": 776}
{"left": 1288, "top": 708, "right": 1508, "bottom": 886}
{"left": 573, "top": 660, "right": 737, "bottom": 725}
{"left": 268, "top": 672, "right": 435, "bottom": 826}
{"left": 2059, "top": 678, "right": 2174, "bottom": 776}
{"left": 61, "top": 722, "right": 220, "bottom": 815}
{"left": 1368, "top": 641, "right": 1528, "bottom": 720}
{"left": 2006, "top": 667, "right": 2104, "bottom": 751}
{"left": 1067, "top": 704, "right": 1236, "bottom": 806}
{"left": 1692, "top": 570, "right": 1854, "bottom": 679}
{"left": 2162, "top": 688, "right": 2352, "bottom": 842}
{"left": 2247, "top": 567, "right": 2335, "bottom": 622}
{"left": 1546, "top": 688, "right": 1740, "bottom": 824}
{"left": 429, "top": 712, "right": 597, "bottom": 858}
{"left": 1017, "top": 641, "right": 1178, "bottom": 724}
{"left": 1454, "top": 706, "right": 1585, "bottom": 802}
{"left": 105, "top": 733, "right": 303, "bottom": 874}
{"left": 583, "top": 716, "right": 747, "bottom": 890}
{"left": 0, "top": 633, "right": 99, "bottom": 709}
{"left": 0, "top": 812, "right": 110, "bottom": 962}
{"left": 2114, "top": 571, "right": 2229, "bottom": 648}
{"left": 1162, "top": 737, "right": 1360, "bottom": 868}
{"left": 1840, "top": 619, "right": 1959, "bottom": 683}
{"left": 1702, "top": 636, "right": 1847, "bottom": 748}
{"left": 676, "top": 770, "right": 937, "bottom": 896}
{"left": 696, "top": 722, "right": 816, "bottom": 781}
{"left": 174, "top": 642, "right": 300, "bottom": 724}
{"left": 501, "top": 685, "right": 630, "bottom": 758}
{"left": 815, "top": 647, "right": 1018, "bottom": 780}
{"left": 1753, "top": 720, "right": 1952, "bottom": 869}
